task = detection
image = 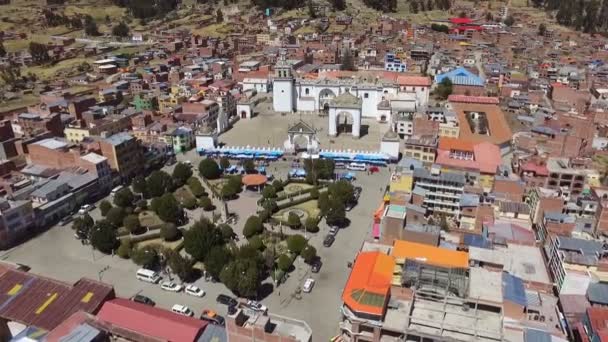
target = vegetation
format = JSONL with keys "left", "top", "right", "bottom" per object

{"left": 287, "top": 212, "right": 301, "bottom": 229}
{"left": 277, "top": 254, "right": 292, "bottom": 272}
{"left": 123, "top": 215, "right": 142, "bottom": 234}
{"left": 29, "top": 42, "right": 50, "bottom": 64}
{"left": 146, "top": 171, "right": 175, "bottom": 198}
{"left": 287, "top": 234, "right": 307, "bottom": 254}
{"left": 301, "top": 245, "right": 317, "bottom": 263}
{"left": 112, "top": 21, "right": 130, "bottom": 37}
{"left": 183, "top": 218, "right": 224, "bottom": 261}
{"left": 106, "top": 207, "right": 126, "bottom": 227}
{"left": 187, "top": 177, "right": 206, "bottom": 197}
{"left": 160, "top": 223, "right": 180, "bottom": 241}
{"left": 114, "top": 187, "right": 135, "bottom": 208}
{"left": 153, "top": 193, "right": 182, "bottom": 224}
{"left": 199, "top": 159, "right": 222, "bottom": 179}
{"left": 100, "top": 200, "right": 112, "bottom": 216}
{"left": 110, "top": 0, "right": 179, "bottom": 19}
{"left": 243, "top": 215, "right": 264, "bottom": 238}
{"left": 434, "top": 78, "right": 453, "bottom": 100}
{"left": 90, "top": 220, "right": 119, "bottom": 254}
{"left": 173, "top": 162, "right": 193, "bottom": 187}
{"left": 303, "top": 159, "right": 335, "bottom": 184}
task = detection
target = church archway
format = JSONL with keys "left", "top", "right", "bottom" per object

{"left": 336, "top": 111, "right": 354, "bottom": 135}
{"left": 318, "top": 88, "right": 336, "bottom": 110}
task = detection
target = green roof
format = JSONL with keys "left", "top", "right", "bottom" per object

{"left": 350, "top": 288, "right": 386, "bottom": 308}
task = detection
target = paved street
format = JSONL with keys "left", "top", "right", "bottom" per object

{"left": 0, "top": 130, "right": 389, "bottom": 340}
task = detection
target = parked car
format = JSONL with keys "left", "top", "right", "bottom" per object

{"left": 78, "top": 204, "right": 94, "bottom": 215}
{"left": 329, "top": 227, "right": 339, "bottom": 236}
{"left": 185, "top": 285, "right": 205, "bottom": 297}
{"left": 302, "top": 278, "right": 315, "bottom": 293}
{"left": 368, "top": 166, "right": 380, "bottom": 174}
{"left": 335, "top": 162, "right": 346, "bottom": 169}
{"left": 345, "top": 202, "right": 356, "bottom": 212}
{"left": 131, "top": 294, "right": 155, "bottom": 306}
{"left": 160, "top": 281, "right": 183, "bottom": 292}
{"left": 246, "top": 300, "right": 268, "bottom": 313}
{"left": 171, "top": 304, "right": 194, "bottom": 317}
{"left": 311, "top": 259, "right": 322, "bottom": 273}
{"left": 323, "top": 234, "right": 335, "bottom": 247}
{"left": 216, "top": 294, "right": 238, "bottom": 307}
{"left": 201, "top": 309, "right": 225, "bottom": 326}
{"left": 59, "top": 215, "right": 74, "bottom": 226}
{"left": 354, "top": 186, "right": 362, "bottom": 198}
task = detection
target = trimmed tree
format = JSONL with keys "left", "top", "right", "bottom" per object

{"left": 304, "top": 217, "right": 319, "bottom": 233}
{"left": 160, "top": 223, "right": 180, "bottom": 241}
{"left": 106, "top": 207, "right": 126, "bottom": 227}
{"left": 131, "top": 245, "right": 158, "bottom": 267}
{"left": 262, "top": 185, "right": 276, "bottom": 199}
{"left": 219, "top": 224, "right": 235, "bottom": 241}
{"left": 199, "top": 159, "right": 221, "bottom": 179}
{"left": 90, "top": 220, "right": 118, "bottom": 254}
{"left": 199, "top": 196, "right": 214, "bottom": 211}
{"left": 100, "top": 200, "right": 112, "bottom": 216}
{"left": 123, "top": 215, "right": 142, "bottom": 234}
{"left": 301, "top": 245, "right": 317, "bottom": 263}
{"left": 114, "top": 187, "right": 135, "bottom": 208}
{"left": 287, "top": 234, "right": 307, "bottom": 254}
{"left": 243, "top": 215, "right": 264, "bottom": 238}
{"left": 155, "top": 193, "right": 182, "bottom": 224}
{"left": 272, "top": 179, "right": 284, "bottom": 192}
{"left": 243, "top": 160, "right": 255, "bottom": 174}
{"left": 287, "top": 212, "right": 301, "bottom": 229}
{"left": 173, "top": 162, "right": 193, "bottom": 187}
{"left": 219, "top": 157, "right": 230, "bottom": 170}
{"left": 187, "top": 177, "right": 206, "bottom": 197}
{"left": 116, "top": 240, "right": 131, "bottom": 259}
{"left": 277, "top": 254, "right": 292, "bottom": 272}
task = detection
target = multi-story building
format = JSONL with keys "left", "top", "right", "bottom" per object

{"left": 99, "top": 132, "right": 143, "bottom": 184}
{"left": 546, "top": 158, "right": 595, "bottom": 198}
{"left": 0, "top": 199, "right": 35, "bottom": 249}
{"left": 226, "top": 304, "right": 312, "bottom": 342}
{"left": 384, "top": 52, "right": 407, "bottom": 72}
{"left": 403, "top": 137, "right": 437, "bottom": 163}
{"left": 412, "top": 166, "right": 466, "bottom": 217}
{"left": 163, "top": 126, "right": 194, "bottom": 154}
{"left": 64, "top": 114, "right": 134, "bottom": 143}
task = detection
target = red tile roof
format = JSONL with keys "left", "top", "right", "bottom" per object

{"left": 438, "top": 137, "right": 475, "bottom": 152}
{"left": 0, "top": 270, "right": 114, "bottom": 331}
{"left": 448, "top": 95, "right": 500, "bottom": 104}
{"left": 589, "top": 307, "right": 608, "bottom": 333}
{"left": 97, "top": 298, "right": 207, "bottom": 342}
{"left": 521, "top": 161, "right": 549, "bottom": 176}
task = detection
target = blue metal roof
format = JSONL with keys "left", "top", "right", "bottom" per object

{"left": 435, "top": 66, "right": 485, "bottom": 86}
{"left": 502, "top": 272, "right": 527, "bottom": 306}
{"left": 463, "top": 233, "right": 491, "bottom": 249}
{"left": 524, "top": 329, "right": 552, "bottom": 342}
{"left": 587, "top": 283, "right": 608, "bottom": 305}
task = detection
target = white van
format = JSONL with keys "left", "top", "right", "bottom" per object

{"left": 347, "top": 162, "right": 366, "bottom": 171}
{"left": 111, "top": 186, "right": 124, "bottom": 197}
{"left": 136, "top": 268, "right": 161, "bottom": 284}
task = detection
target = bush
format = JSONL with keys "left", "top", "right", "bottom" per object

{"left": 219, "top": 157, "right": 230, "bottom": 170}
{"left": 199, "top": 159, "right": 221, "bottom": 179}
{"left": 123, "top": 215, "right": 143, "bottom": 234}
{"left": 199, "top": 196, "right": 214, "bottom": 211}
{"left": 304, "top": 217, "right": 319, "bottom": 233}
{"left": 219, "top": 223, "right": 235, "bottom": 240}
{"left": 106, "top": 207, "right": 126, "bottom": 227}
{"left": 117, "top": 240, "right": 132, "bottom": 259}
{"left": 301, "top": 245, "right": 317, "bottom": 263}
{"left": 100, "top": 200, "right": 112, "bottom": 216}
{"left": 287, "top": 234, "right": 307, "bottom": 254}
{"left": 262, "top": 185, "right": 276, "bottom": 199}
{"left": 160, "top": 223, "right": 180, "bottom": 241}
{"left": 136, "top": 199, "right": 147, "bottom": 209}
{"left": 187, "top": 177, "right": 206, "bottom": 197}
{"left": 287, "top": 212, "right": 301, "bottom": 229}
{"left": 272, "top": 180, "right": 284, "bottom": 192}
{"left": 310, "top": 187, "right": 319, "bottom": 199}
{"left": 182, "top": 197, "right": 198, "bottom": 210}
{"left": 243, "top": 215, "right": 264, "bottom": 238}
{"left": 277, "top": 254, "right": 292, "bottom": 272}
{"left": 248, "top": 235, "right": 264, "bottom": 251}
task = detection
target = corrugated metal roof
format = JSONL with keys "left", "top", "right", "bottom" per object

{"left": 524, "top": 328, "right": 552, "bottom": 342}
{"left": 502, "top": 272, "right": 527, "bottom": 306}
{"left": 58, "top": 324, "right": 100, "bottom": 342}
{"left": 588, "top": 283, "right": 608, "bottom": 305}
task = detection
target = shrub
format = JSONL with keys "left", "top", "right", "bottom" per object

{"left": 248, "top": 235, "right": 264, "bottom": 251}
{"left": 182, "top": 197, "right": 198, "bottom": 210}
{"left": 310, "top": 187, "right": 319, "bottom": 199}
{"left": 277, "top": 254, "right": 292, "bottom": 272}
{"left": 187, "top": 177, "right": 206, "bottom": 197}
{"left": 272, "top": 180, "right": 284, "bottom": 192}
{"left": 304, "top": 217, "right": 319, "bottom": 233}
{"left": 287, "top": 212, "right": 301, "bottom": 229}
{"left": 199, "top": 159, "right": 221, "bottom": 179}
{"left": 99, "top": 200, "right": 112, "bottom": 216}
{"left": 160, "top": 223, "right": 180, "bottom": 241}
{"left": 199, "top": 197, "right": 214, "bottom": 211}
{"left": 262, "top": 185, "right": 276, "bottom": 198}
{"left": 116, "top": 240, "right": 132, "bottom": 259}
{"left": 123, "top": 215, "right": 143, "bottom": 234}
{"left": 106, "top": 207, "right": 126, "bottom": 227}
{"left": 301, "top": 245, "right": 317, "bottom": 263}
{"left": 243, "top": 215, "right": 263, "bottom": 238}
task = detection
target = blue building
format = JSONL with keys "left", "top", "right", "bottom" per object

{"left": 435, "top": 66, "right": 485, "bottom": 86}
{"left": 384, "top": 53, "right": 407, "bottom": 73}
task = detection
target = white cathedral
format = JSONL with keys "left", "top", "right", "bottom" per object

{"left": 271, "top": 58, "right": 431, "bottom": 138}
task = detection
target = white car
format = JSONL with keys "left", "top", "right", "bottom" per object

{"left": 171, "top": 304, "right": 194, "bottom": 317}
{"left": 246, "top": 300, "right": 267, "bottom": 313}
{"left": 78, "top": 204, "right": 93, "bottom": 215}
{"left": 160, "top": 281, "right": 183, "bottom": 292}
{"left": 302, "top": 278, "right": 315, "bottom": 293}
{"left": 185, "top": 284, "right": 205, "bottom": 297}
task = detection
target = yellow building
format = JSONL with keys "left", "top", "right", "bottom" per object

{"left": 64, "top": 126, "right": 91, "bottom": 143}
{"left": 403, "top": 137, "right": 437, "bottom": 164}
{"left": 158, "top": 94, "right": 186, "bottom": 113}
{"left": 439, "top": 122, "right": 460, "bottom": 138}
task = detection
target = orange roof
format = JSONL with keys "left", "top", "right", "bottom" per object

{"left": 438, "top": 137, "right": 475, "bottom": 152}
{"left": 241, "top": 174, "right": 267, "bottom": 186}
{"left": 342, "top": 251, "right": 394, "bottom": 316}
{"left": 391, "top": 240, "right": 469, "bottom": 269}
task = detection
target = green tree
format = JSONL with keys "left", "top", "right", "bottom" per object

{"left": 90, "top": 220, "right": 118, "bottom": 254}
{"left": 304, "top": 217, "right": 319, "bottom": 232}
{"left": 584, "top": 0, "right": 600, "bottom": 33}
{"left": 219, "top": 157, "right": 231, "bottom": 170}
{"left": 503, "top": 15, "right": 515, "bottom": 26}
{"left": 100, "top": 200, "right": 112, "bottom": 216}
{"left": 272, "top": 180, "right": 284, "bottom": 192}
{"left": 113, "top": 187, "right": 135, "bottom": 208}
{"left": 146, "top": 170, "right": 174, "bottom": 197}
{"left": 205, "top": 245, "right": 232, "bottom": 279}
{"left": 219, "top": 223, "right": 235, "bottom": 240}
{"left": 333, "top": 0, "right": 346, "bottom": 10}
{"left": 199, "top": 196, "right": 214, "bottom": 211}
{"left": 287, "top": 212, "right": 301, "bottom": 228}
{"left": 216, "top": 8, "right": 223, "bottom": 23}
{"left": 0, "top": 42, "right": 6, "bottom": 58}
{"left": 538, "top": 23, "right": 547, "bottom": 36}
{"left": 160, "top": 223, "right": 180, "bottom": 241}
{"left": 182, "top": 197, "right": 198, "bottom": 210}
{"left": 131, "top": 245, "right": 158, "bottom": 267}
{"left": 106, "top": 207, "right": 126, "bottom": 227}
{"left": 308, "top": 0, "right": 317, "bottom": 18}
{"left": 301, "top": 245, "right": 317, "bottom": 263}
{"left": 29, "top": 42, "right": 50, "bottom": 64}
{"left": 220, "top": 258, "right": 261, "bottom": 298}
{"left": 328, "top": 180, "right": 355, "bottom": 204}
{"left": 340, "top": 48, "right": 356, "bottom": 71}
{"left": 187, "top": 177, "right": 206, "bottom": 197}
{"left": 435, "top": 78, "right": 453, "bottom": 100}
{"left": 112, "top": 21, "right": 130, "bottom": 37}
{"left": 84, "top": 15, "right": 100, "bottom": 36}
{"left": 277, "top": 254, "right": 292, "bottom": 272}
{"left": 173, "top": 162, "right": 193, "bottom": 187}
{"left": 287, "top": 234, "right": 307, "bottom": 254}
{"left": 73, "top": 214, "right": 94, "bottom": 237}
{"left": 326, "top": 198, "right": 346, "bottom": 226}
{"left": 318, "top": 191, "right": 329, "bottom": 216}
{"left": 117, "top": 240, "right": 131, "bottom": 259}
{"left": 166, "top": 250, "right": 195, "bottom": 282}
{"left": 248, "top": 235, "right": 264, "bottom": 250}
{"left": 123, "top": 215, "right": 142, "bottom": 234}
{"left": 132, "top": 175, "right": 147, "bottom": 197}
{"left": 410, "top": 0, "right": 419, "bottom": 13}
{"left": 155, "top": 193, "right": 182, "bottom": 223}
{"left": 243, "top": 160, "right": 256, "bottom": 174}
{"left": 221, "top": 176, "right": 242, "bottom": 199}
{"left": 243, "top": 215, "right": 264, "bottom": 238}
{"left": 183, "top": 219, "right": 223, "bottom": 261}
{"left": 199, "top": 159, "right": 222, "bottom": 179}
{"left": 262, "top": 185, "right": 276, "bottom": 199}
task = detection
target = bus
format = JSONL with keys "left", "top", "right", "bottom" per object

{"left": 346, "top": 162, "right": 366, "bottom": 171}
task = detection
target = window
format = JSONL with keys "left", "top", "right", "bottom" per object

{"left": 305, "top": 88, "right": 309, "bottom": 95}
{"left": 364, "top": 93, "right": 369, "bottom": 98}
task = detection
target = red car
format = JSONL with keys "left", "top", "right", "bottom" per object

{"left": 369, "top": 166, "right": 380, "bottom": 173}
